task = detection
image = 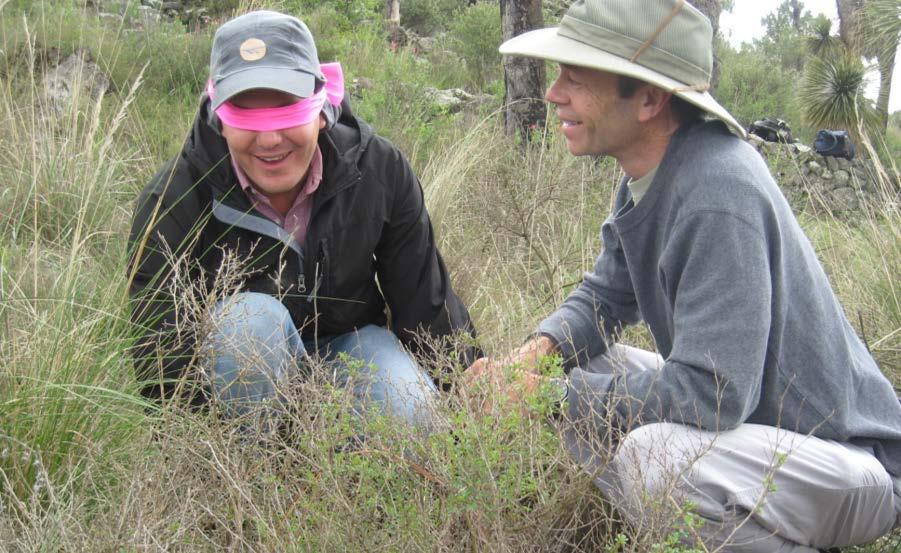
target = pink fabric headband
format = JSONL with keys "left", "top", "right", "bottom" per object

{"left": 208, "top": 62, "right": 344, "bottom": 131}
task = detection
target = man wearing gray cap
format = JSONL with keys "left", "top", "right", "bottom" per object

{"left": 465, "top": 0, "right": 901, "bottom": 550}
{"left": 129, "top": 11, "right": 478, "bottom": 431}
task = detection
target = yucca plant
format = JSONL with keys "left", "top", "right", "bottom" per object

{"left": 805, "top": 15, "right": 843, "bottom": 59}
{"left": 799, "top": 54, "right": 882, "bottom": 140}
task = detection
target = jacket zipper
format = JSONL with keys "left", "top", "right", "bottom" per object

{"left": 308, "top": 240, "right": 326, "bottom": 304}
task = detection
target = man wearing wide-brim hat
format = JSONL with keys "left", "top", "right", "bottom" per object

{"left": 464, "top": 0, "right": 901, "bottom": 550}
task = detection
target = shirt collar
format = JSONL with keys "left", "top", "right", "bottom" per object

{"left": 627, "top": 165, "right": 659, "bottom": 205}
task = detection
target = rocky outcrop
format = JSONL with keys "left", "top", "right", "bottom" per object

{"left": 141, "top": 0, "right": 211, "bottom": 27}
{"left": 423, "top": 86, "right": 493, "bottom": 115}
{"left": 39, "top": 48, "right": 110, "bottom": 120}
{"left": 748, "top": 134, "right": 893, "bottom": 216}
{"left": 89, "top": 0, "right": 211, "bottom": 28}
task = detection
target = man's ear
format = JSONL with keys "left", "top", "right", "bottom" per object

{"left": 319, "top": 112, "right": 327, "bottom": 130}
{"left": 637, "top": 86, "right": 672, "bottom": 123}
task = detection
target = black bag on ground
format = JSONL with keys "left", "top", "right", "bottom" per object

{"left": 814, "top": 130, "right": 856, "bottom": 160}
{"left": 748, "top": 117, "right": 794, "bottom": 143}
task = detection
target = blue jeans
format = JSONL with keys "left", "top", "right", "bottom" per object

{"left": 206, "top": 292, "right": 439, "bottom": 431}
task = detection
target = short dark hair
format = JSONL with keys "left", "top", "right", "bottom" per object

{"left": 615, "top": 75, "right": 705, "bottom": 125}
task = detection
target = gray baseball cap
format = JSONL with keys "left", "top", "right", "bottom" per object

{"left": 208, "top": 10, "right": 323, "bottom": 111}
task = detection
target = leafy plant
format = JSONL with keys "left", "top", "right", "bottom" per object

{"left": 799, "top": 54, "right": 882, "bottom": 139}
{"left": 446, "top": 1, "right": 503, "bottom": 89}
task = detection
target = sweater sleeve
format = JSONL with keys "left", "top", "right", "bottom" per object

{"left": 565, "top": 210, "right": 772, "bottom": 433}
{"left": 537, "top": 215, "right": 641, "bottom": 366}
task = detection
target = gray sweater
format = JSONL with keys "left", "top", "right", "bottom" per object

{"left": 539, "top": 121, "right": 901, "bottom": 476}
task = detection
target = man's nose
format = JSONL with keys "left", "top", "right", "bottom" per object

{"left": 545, "top": 79, "right": 564, "bottom": 105}
{"left": 255, "top": 130, "right": 283, "bottom": 149}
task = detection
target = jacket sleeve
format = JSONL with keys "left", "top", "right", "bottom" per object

{"left": 127, "top": 160, "right": 207, "bottom": 404}
{"left": 371, "top": 143, "right": 481, "bottom": 368}
{"left": 537, "top": 185, "right": 641, "bottom": 366}
{"left": 565, "top": 210, "right": 772, "bottom": 434}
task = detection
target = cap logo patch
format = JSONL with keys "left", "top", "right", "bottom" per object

{"left": 239, "top": 38, "right": 266, "bottom": 61}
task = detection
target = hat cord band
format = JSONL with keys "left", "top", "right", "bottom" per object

{"left": 558, "top": 15, "right": 710, "bottom": 87}
{"left": 630, "top": 0, "right": 685, "bottom": 63}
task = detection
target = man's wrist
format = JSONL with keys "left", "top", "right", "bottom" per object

{"left": 534, "top": 334, "right": 558, "bottom": 356}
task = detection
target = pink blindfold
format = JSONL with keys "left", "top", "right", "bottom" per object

{"left": 208, "top": 62, "right": 345, "bottom": 132}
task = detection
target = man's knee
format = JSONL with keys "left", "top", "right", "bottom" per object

{"left": 212, "top": 292, "right": 292, "bottom": 342}
{"left": 333, "top": 325, "right": 439, "bottom": 429}
{"left": 612, "top": 423, "right": 702, "bottom": 505}
{"left": 207, "top": 293, "right": 301, "bottom": 409}
{"left": 610, "top": 423, "right": 899, "bottom": 548}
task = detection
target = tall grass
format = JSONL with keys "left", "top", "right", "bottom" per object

{"left": 0, "top": 12, "right": 151, "bottom": 537}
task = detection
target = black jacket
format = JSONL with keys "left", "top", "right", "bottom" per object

{"left": 128, "top": 99, "right": 477, "bottom": 403}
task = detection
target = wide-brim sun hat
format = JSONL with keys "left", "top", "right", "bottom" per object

{"left": 500, "top": 0, "right": 746, "bottom": 138}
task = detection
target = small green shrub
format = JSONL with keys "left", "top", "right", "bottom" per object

{"left": 401, "top": 0, "right": 464, "bottom": 36}
{"left": 716, "top": 43, "right": 805, "bottom": 137}
{"left": 281, "top": 0, "right": 382, "bottom": 34}
{"left": 446, "top": 1, "right": 502, "bottom": 89}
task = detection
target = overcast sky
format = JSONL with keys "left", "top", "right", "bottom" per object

{"left": 720, "top": 0, "right": 900, "bottom": 113}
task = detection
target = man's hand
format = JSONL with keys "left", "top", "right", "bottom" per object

{"left": 462, "top": 336, "right": 557, "bottom": 414}
{"left": 464, "top": 336, "right": 556, "bottom": 384}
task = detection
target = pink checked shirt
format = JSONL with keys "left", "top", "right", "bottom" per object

{"left": 231, "top": 145, "right": 323, "bottom": 247}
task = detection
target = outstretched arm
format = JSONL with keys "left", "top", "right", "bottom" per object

{"left": 566, "top": 210, "right": 772, "bottom": 434}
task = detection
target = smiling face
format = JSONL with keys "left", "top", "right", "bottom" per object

{"left": 220, "top": 88, "right": 325, "bottom": 205}
{"left": 544, "top": 64, "right": 643, "bottom": 159}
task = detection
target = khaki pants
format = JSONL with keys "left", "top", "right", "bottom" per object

{"left": 563, "top": 345, "right": 900, "bottom": 552}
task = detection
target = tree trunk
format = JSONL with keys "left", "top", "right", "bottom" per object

{"left": 385, "top": 0, "right": 400, "bottom": 22}
{"left": 790, "top": 0, "right": 802, "bottom": 30}
{"left": 687, "top": 0, "right": 722, "bottom": 92}
{"left": 876, "top": 47, "right": 895, "bottom": 133}
{"left": 836, "top": 0, "right": 866, "bottom": 53}
{"left": 386, "top": 0, "right": 401, "bottom": 44}
{"left": 501, "top": 0, "right": 546, "bottom": 141}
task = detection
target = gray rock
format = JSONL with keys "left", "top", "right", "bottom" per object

{"left": 39, "top": 49, "right": 110, "bottom": 120}
{"left": 412, "top": 36, "right": 437, "bottom": 54}
{"left": 837, "top": 156, "right": 851, "bottom": 170}
{"left": 91, "top": 0, "right": 127, "bottom": 12}
{"left": 822, "top": 169, "right": 833, "bottom": 180}
{"left": 784, "top": 173, "right": 805, "bottom": 190}
{"left": 137, "top": 5, "right": 161, "bottom": 28}
{"left": 825, "top": 155, "right": 840, "bottom": 172}
{"left": 807, "top": 161, "right": 823, "bottom": 176}
{"left": 349, "top": 77, "right": 374, "bottom": 97}
{"left": 830, "top": 187, "right": 859, "bottom": 211}
{"left": 761, "top": 141, "right": 781, "bottom": 156}
{"left": 832, "top": 170, "right": 850, "bottom": 187}
{"left": 98, "top": 12, "right": 123, "bottom": 23}
{"left": 423, "top": 86, "right": 492, "bottom": 114}
{"left": 747, "top": 134, "right": 765, "bottom": 150}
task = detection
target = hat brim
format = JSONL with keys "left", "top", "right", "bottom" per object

{"left": 500, "top": 28, "right": 746, "bottom": 138}
{"left": 210, "top": 66, "right": 317, "bottom": 111}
